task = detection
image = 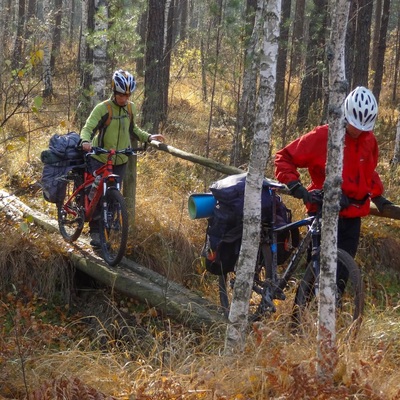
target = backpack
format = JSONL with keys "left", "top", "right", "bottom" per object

{"left": 202, "top": 173, "right": 299, "bottom": 275}
{"left": 40, "top": 131, "right": 84, "bottom": 203}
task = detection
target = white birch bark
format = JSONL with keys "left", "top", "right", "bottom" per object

{"left": 318, "top": 0, "right": 350, "bottom": 374}
{"left": 224, "top": 0, "right": 281, "bottom": 354}
{"left": 233, "top": 4, "right": 264, "bottom": 165}
{"left": 392, "top": 116, "right": 400, "bottom": 164}
{"left": 42, "top": 0, "right": 53, "bottom": 97}
{"left": 92, "top": 1, "right": 108, "bottom": 105}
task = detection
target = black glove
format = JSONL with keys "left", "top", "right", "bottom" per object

{"left": 372, "top": 196, "right": 393, "bottom": 213}
{"left": 287, "top": 181, "right": 312, "bottom": 204}
{"left": 339, "top": 193, "right": 350, "bottom": 210}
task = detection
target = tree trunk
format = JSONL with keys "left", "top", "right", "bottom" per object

{"left": 12, "top": 0, "right": 26, "bottom": 69}
{"left": 231, "top": 0, "right": 259, "bottom": 167}
{"left": 0, "top": 0, "right": 5, "bottom": 108}
{"left": 179, "top": 0, "right": 188, "bottom": 41}
{"left": 92, "top": 0, "right": 108, "bottom": 105}
{"left": 345, "top": 0, "right": 356, "bottom": 89}
{"left": 391, "top": 116, "right": 400, "bottom": 165}
{"left": 275, "top": 0, "right": 291, "bottom": 112}
{"left": 68, "top": 0, "right": 76, "bottom": 49}
{"left": 291, "top": 0, "right": 306, "bottom": 74}
{"left": 392, "top": 12, "right": 400, "bottom": 103}
{"left": 225, "top": 0, "right": 280, "bottom": 354}
{"left": 318, "top": 0, "right": 350, "bottom": 377}
{"left": 142, "top": 0, "right": 166, "bottom": 133}
{"left": 123, "top": 139, "right": 138, "bottom": 227}
{"left": 351, "top": 0, "right": 373, "bottom": 87}
{"left": 371, "top": 0, "right": 382, "bottom": 74}
{"left": 42, "top": 0, "right": 53, "bottom": 98}
{"left": 135, "top": 9, "right": 147, "bottom": 78}
{"left": 296, "top": 0, "right": 328, "bottom": 130}
{"left": 373, "top": 0, "right": 391, "bottom": 104}
{"left": 161, "top": 0, "right": 174, "bottom": 126}
{"left": 50, "top": 0, "right": 63, "bottom": 71}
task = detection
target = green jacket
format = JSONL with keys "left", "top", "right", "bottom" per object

{"left": 80, "top": 98, "right": 150, "bottom": 165}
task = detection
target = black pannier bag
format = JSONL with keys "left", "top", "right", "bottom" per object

{"left": 40, "top": 132, "right": 84, "bottom": 203}
{"left": 202, "top": 173, "right": 298, "bottom": 275}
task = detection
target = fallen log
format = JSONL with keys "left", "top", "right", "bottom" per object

{"left": 368, "top": 203, "right": 400, "bottom": 220}
{"left": 0, "top": 190, "right": 227, "bottom": 332}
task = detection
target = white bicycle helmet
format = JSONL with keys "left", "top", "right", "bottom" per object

{"left": 344, "top": 86, "right": 378, "bottom": 131}
{"left": 112, "top": 69, "right": 136, "bottom": 94}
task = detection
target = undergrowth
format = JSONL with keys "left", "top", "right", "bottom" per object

{"left": 1, "top": 70, "right": 400, "bottom": 399}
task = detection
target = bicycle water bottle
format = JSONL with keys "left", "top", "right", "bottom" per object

{"left": 88, "top": 175, "right": 101, "bottom": 200}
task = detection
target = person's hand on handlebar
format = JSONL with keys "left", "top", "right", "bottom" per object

{"left": 287, "top": 181, "right": 313, "bottom": 204}
{"left": 81, "top": 141, "right": 92, "bottom": 152}
{"left": 148, "top": 134, "right": 165, "bottom": 143}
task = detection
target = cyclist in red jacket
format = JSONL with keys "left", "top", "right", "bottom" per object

{"left": 274, "top": 86, "right": 392, "bottom": 292}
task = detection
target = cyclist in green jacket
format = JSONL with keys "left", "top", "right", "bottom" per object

{"left": 80, "top": 69, "right": 165, "bottom": 247}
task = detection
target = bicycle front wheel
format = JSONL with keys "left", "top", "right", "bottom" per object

{"left": 99, "top": 189, "right": 128, "bottom": 266}
{"left": 57, "top": 172, "right": 84, "bottom": 242}
{"left": 291, "top": 249, "right": 365, "bottom": 336}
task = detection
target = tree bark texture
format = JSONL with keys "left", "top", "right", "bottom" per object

{"left": 142, "top": 0, "right": 166, "bottom": 133}
{"left": 318, "top": 0, "right": 350, "bottom": 376}
{"left": 296, "top": 0, "right": 328, "bottom": 130}
{"left": 92, "top": 0, "right": 108, "bottom": 105}
{"left": 351, "top": 0, "right": 373, "bottom": 87}
{"left": 225, "top": 0, "right": 281, "bottom": 354}
{"left": 373, "top": 0, "right": 391, "bottom": 103}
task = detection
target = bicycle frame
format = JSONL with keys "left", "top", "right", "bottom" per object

{"left": 62, "top": 147, "right": 142, "bottom": 223}
{"left": 256, "top": 188, "right": 322, "bottom": 314}
{"left": 62, "top": 150, "right": 118, "bottom": 223}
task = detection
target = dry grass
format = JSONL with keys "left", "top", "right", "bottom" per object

{"left": 2, "top": 69, "right": 400, "bottom": 398}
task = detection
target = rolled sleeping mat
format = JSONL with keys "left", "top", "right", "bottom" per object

{"left": 188, "top": 193, "right": 216, "bottom": 219}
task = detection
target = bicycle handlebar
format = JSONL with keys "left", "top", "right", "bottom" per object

{"left": 85, "top": 146, "right": 146, "bottom": 157}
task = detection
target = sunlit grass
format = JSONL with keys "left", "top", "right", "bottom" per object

{"left": 1, "top": 67, "right": 400, "bottom": 398}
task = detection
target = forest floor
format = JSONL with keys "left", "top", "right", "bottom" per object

{"left": 2, "top": 145, "right": 400, "bottom": 399}
{"left": 1, "top": 76, "right": 400, "bottom": 397}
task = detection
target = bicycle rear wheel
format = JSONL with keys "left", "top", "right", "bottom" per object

{"left": 291, "top": 249, "right": 364, "bottom": 336}
{"left": 57, "top": 172, "right": 84, "bottom": 242}
{"left": 99, "top": 189, "right": 128, "bottom": 266}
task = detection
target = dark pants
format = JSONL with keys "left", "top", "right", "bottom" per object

{"left": 88, "top": 157, "right": 127, "bottom": 233}
{"left": 337, "top": 217, "right": 361, "bottom": 294}
{"left": 307, "top": 216, "right": 361, "bottom": 294}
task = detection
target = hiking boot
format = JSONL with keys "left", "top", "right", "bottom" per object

{"left": 90, "top": 232, "right": 101, "bottom": 248}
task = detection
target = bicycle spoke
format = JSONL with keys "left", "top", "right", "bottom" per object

{"left": 58, "top": 172, "right": 84, "bottom": 242}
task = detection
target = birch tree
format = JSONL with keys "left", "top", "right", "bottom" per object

{"left": 42, "top": 0, "right": 53, "bottom": 98}
{"left": 224, "top": 0, "right": 281, "bottom": 353}
{"left": 318, "top": 0, "right": 350, "bottom": 375}
{"left": 92, "top": 1, "right": 108, "bottom": 105}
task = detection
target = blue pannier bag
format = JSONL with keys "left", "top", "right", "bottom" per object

{"left": 40, "top": 132, "right": 84, "bottom": 203}
{"left": 202, "top": 173, "right": 297, "bottom": 275}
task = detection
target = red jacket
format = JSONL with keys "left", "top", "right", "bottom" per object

{"left": 274, "top": 125, "right": 384, "bottom": 218}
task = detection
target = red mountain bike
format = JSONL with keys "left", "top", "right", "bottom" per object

{"left": 57, "top": 147, "right": 144, "bottom": 266}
